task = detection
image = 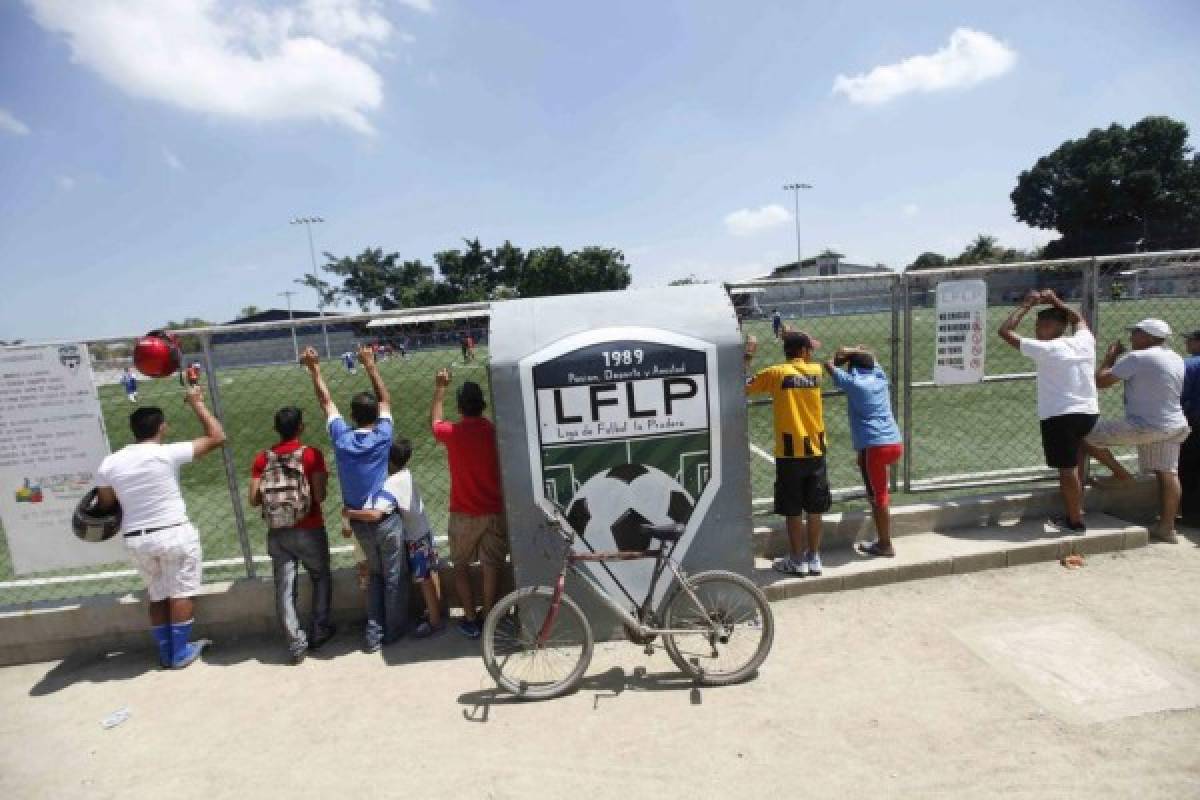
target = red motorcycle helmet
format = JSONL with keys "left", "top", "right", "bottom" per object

{"left": 133, "top": 330, "right": 183, "bottom": 378}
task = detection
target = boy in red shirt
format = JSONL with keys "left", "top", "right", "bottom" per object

{"left": 431, "top": 369, "right": 505, "bottom": 638}
{"left": 248, "top": 406, "right": 335, "bottom": 663}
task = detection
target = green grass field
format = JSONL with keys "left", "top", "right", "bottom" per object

{"left": 1, "top": 296, "right": 1196, "bottom": 605}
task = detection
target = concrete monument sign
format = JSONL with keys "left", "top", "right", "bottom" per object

{"left": 489, "top": 284, "right": 753, "bottom": 627}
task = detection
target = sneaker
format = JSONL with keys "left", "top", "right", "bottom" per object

{"left": 806, "top": 552, "right": 823, "bottom": 576}
{"left": 772, "top": 555, "right": 808, "bottom": 577}
{"left": 413, "top": 620, "right": 447, "bottom": 639}
{"left": 363, "top": 640, "right": 382, "bottom": 654}
{"left": 457, "top": 619, "right": 482, "bottom": 639}
{"left": 289, "top": 649, "right": 308, "bottom": 666}
{"left": 1048, "top": 516, "right": 1087, "bottom": 534}
{"left": 170, "top": 639, "right": 210, "bottom": 670}
{"left": 308, "top": 625, "right": 337, "bottom": 651}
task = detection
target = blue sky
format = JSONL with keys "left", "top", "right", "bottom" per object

{"left": 2, "top": 0, "right": 1198, "bottom": 342}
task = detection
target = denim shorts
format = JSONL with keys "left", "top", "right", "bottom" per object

{"left": 407, "top": 534, "right": 439, "bottom": 581}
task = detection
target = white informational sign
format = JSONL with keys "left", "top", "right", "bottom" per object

{"left": 0, "top": 345, "right": 122, "bottom": 574}
{"left": 934, "top": 279, "right": 988, "bottom": 386}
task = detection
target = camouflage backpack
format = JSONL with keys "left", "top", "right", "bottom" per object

{"left": 259, "top": 448, "right": 312, "bottom": 530}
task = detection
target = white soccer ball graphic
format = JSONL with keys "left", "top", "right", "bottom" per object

{"left": 565, "top": 464, "right": 694, "bottom": 552}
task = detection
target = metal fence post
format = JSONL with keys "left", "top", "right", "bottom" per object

{"left": 200, "top": 335, "right": 257, "bottom": 579}
{"left": 901, "top": 271, "right": 913, "bottom": 492}
{"left": 890, "top": 273, "right": 901, "bottom": 493}
{"left": 1082, "top": 257, "right": 1099, "bottom": 331}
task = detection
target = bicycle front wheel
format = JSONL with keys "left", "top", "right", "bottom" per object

{"left": 662, "top": 570, "right": 774, "bottom": 686}
{"left": 481, "top": 586, "right": 593, "bottom": 700}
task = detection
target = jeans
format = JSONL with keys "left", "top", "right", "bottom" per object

{"left": 267, "top": 527, "right": 333, "bottom": 657}
{"left": 350, "top": 514, "right": 410, "bottom": 647}
{"left": 1182, "top": 414, "right": 1199, "bottom": 521}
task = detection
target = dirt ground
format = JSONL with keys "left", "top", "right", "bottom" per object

{"left": 2, "top": 532, "right": 1199, "bottom": 800}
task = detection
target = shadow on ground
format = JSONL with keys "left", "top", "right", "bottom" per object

{"left": 457, "top": 665, "right": 723, "bottom": 722}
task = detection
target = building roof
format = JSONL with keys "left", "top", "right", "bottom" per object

{"left": 225, "top": 308, "right": 344, "bottom": 325}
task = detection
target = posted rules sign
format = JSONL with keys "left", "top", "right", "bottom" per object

{"left": 0, "top": 345, "right": 121, "bottom": 574}
{"left": 934, "top": 279, "right": 987, "bottom": 385}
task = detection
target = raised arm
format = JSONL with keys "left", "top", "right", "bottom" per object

{"left": 997, "top": 290, "right": 1039, "bottom": 349}
{"left": 1095, "top": 341, "right": 1126, "bottom": 389}
{"left": 1042, "top": 289, "right": 1086, "bottom": 331}
{"left": 358, "top": 344, "right": 391, "bottom": 415}
{"left": 301, "top": 347, "right": 337, "bottom": 419}
{"left": 185, "top": 386, "right": 227, "bottom": 458}
{"left": 431, "top": 368, "right": 450, "bottom": 428}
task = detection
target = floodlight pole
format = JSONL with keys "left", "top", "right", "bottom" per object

{"left": 277, "top": 290, "right": 300, "bottom": 362}
{"left": 291, "top": 216, "right": 331, "bottom": 358}
{"left": 782, "top": 182, "right": 812, "bottom": 267}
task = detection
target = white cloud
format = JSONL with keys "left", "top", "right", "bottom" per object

{"left": 902, "top": 203, "right": 919, "bottom": 217}
{"left": 56, "top": 175, "right": 75, "bottom": 191}
{"left": 0, "top": 108, "right": 31, "bottom": 135}
{"left": 832, "top": 28, "right": 1016, "bottom": 105}
{"left": 26, "top": 0, "right": 394, "bottom": 135}
{"left": 724, "top": 204, "right": 792, "bottom": 237}
{"left": 163, "top": 146, "right": 184, "bottom": 171}
{"left": 396, "top": 0, "right": 433, "bottom": 12}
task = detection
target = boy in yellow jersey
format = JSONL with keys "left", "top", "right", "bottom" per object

{"left": 746, "top": 330, "right": 831, "bottom": 576}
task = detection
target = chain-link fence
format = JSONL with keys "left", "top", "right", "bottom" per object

{"left": 733, "top": 273, "right": 900, "bottom": 507}
{"left": 2, "top": 250, "right": 1197, "bottom": 608}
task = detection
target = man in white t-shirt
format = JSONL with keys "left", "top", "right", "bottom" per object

{"left": 998, "top": 290, "right": 1098, "bottom": 533}
{"left": 1086, "top": 318, "right": 1190, "bottom": 542}
{"left": 94, "top": 387, "right": 227, "bottom": 669}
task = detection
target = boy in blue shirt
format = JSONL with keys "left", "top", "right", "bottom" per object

{"left": 823, "top": 346, "right": 904, "bottom": 557}
{"left": 302, "top": 344, "right": 407, "bottom": 652}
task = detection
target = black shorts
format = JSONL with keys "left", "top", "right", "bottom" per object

{"left": 774, "top": 457, "right": 832, "bottom": 516}
{"left": 1040, "top": 413, "right": 1099, "bottom": 468}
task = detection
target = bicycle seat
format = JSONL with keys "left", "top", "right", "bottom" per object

{"left": 641, "top": 522, "right": 685, "bottom": 542}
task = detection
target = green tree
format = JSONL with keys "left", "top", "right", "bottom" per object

{"left": 907, "top": 252, "right": 947, "bottom": 271}
{"left": 320, "top": 248, "right": 437, "bottom": 311}
{"left": 1011, "top": 115, "right": 1200, "bottom": 256}
{"left": 238, "top": 305, "right": 261, "bottom": 318}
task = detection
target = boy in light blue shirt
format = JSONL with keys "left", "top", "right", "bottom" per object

{"left": 823, "top": 346, "right": 904, "bottom": 557}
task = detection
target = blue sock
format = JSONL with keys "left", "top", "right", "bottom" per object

{"left": 169, "top": 619, "right": 194, "bottom": 667}
{"left": 151, "top": 624, "right": 171, "bottom": 667}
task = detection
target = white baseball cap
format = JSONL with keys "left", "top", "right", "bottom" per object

{"left": 1129, "top": 318, "right": 1172, "bottom": 338}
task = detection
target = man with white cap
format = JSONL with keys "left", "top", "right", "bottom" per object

{"left": 1085, "top": 318, "right": 1190, "bottom": 542}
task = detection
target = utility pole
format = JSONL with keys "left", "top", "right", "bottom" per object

{"left": 782, "top": 182, "right": 813, "bottom": 268}
{"left": 290, "top": 216, "right": 331, "bottom": 358}
{"left": 277, "top": 290, "right": 300, "bottom": 362}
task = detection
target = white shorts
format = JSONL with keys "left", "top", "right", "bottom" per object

{"left": 1087, "top": 419, "right": 1192, "bottom": 474}
{"left": 124, "top": 522, "right": 203, "bottom": 602}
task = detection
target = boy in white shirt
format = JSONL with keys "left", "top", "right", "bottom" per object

{"left": 998, "top": 289, "right": 1098, "bottom": 533}
{"left": 343, "top": 440, "right": 445, "bottom": 638}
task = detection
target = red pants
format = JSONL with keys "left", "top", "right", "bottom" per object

{"left": 858, "top": 443, "right": 903, "bottom": 508}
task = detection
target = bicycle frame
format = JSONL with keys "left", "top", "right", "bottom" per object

{"left": 534, "top": 511, "right": 722, "bottom": 645}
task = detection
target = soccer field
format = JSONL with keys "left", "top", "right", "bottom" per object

{"left": 1, "top": 296, "right": 1196, "bottom": 604}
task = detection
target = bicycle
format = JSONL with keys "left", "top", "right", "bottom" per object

{"left": 481, "top": 501, "right": 774, "bottom": 700}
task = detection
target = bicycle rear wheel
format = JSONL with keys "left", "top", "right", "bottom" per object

{"left": 662, "top": 570, "right": 773, "bottom": 686}
{"left": 482, "top": 587, "right": 593, "bottom": 700}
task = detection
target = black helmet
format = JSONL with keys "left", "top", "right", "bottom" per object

{"left": 72, "top": 488, "right": 122, "bottom": 542}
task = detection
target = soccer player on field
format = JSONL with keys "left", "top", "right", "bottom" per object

{"left": 998, "top": 289, "right": 1098, "bottom": 533}
{"left": 93, "top": 387, "right": 226, "bottom": 669}
{"left": 747, "top": 330, "right": 830, "bottom": 577}
{"left": 822, "top": 346, "right": 903, "bottom": 557}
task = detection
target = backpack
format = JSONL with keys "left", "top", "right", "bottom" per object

{"left": 259, "top": 447, "right": 312, "bottom": 530}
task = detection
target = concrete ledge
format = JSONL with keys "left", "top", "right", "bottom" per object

{"left": 751, "top": 478, "right": 1158, "bottom": 558}
{"left": 757, "top": 512, "right": 1148, "bottom": 603}
{"left": 0, "top": 562, "right": 510, "bottom": 668}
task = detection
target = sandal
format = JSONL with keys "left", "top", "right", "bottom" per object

{"left": 857, "top": 541, "right": 895, "bottom": 558}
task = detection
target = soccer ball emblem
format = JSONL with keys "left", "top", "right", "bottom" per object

{"left": 565, "top": 463, "right": 693, "bottom": 552}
